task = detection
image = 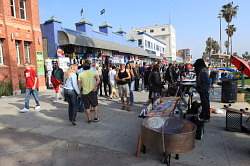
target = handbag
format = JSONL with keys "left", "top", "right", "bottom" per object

{"left": 51, "top": 75, "right": 61, "bottom": 87}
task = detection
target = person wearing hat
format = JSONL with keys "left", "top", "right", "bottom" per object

{"left": 78, "top": 60, "right": 100, "bottom": 123}
{"left": 193, "top": 58, "right": 210, "bottom": 121}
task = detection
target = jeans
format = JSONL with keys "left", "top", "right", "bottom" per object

{"left": 129, "top": 81, "right": 135, "bottom": 105}
{"left": 64, "top": 89, "right": 78, "bottom": 122}
{"left": 140, "top": 78, "right": 144, "bottom": 91}
{"left": 24, "top": 88, "right": 40, "bottom": 109}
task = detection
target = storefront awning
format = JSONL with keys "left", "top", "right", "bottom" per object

{"left": 58, "top": 29, "right": 150, "bottom": 57}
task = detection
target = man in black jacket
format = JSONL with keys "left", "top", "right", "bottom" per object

{"left": 102, "top": 65, "right": 111, "bottom": 97}
{"left": 148, "top": 64, "right": 162, "bottom": 105}
{"left": 194, "top": 59, "right": 210, "bottom": 121}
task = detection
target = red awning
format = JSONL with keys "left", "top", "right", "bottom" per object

{"left": 231, "top": 55, "right": 250, "bottom": 77}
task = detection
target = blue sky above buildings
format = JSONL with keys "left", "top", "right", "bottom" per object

{"left": 39, "top": 0, "right": 250, "bottom": 60}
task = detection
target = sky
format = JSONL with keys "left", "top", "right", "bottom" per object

{"left": 39, "top": 0, "right": 250, "bottom": 60}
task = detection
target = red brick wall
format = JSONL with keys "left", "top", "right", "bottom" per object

{"left": 0, "top": 0, "right": 46, "bottom": 94}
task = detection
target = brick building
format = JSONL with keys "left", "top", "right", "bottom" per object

{"left": 0, "top": 0, "right": 45, "bottom": 95}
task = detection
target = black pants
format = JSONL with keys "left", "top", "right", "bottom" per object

{"left": 64, "top": 89, "right": 78, "bottom": 122}
{"left": 103, "top": 81, "right": 111, "bottom": 96}
{"left": 199, "top": 91, "right": 210, "bottom": 120}
{"left": 135, "top": 77, "right": 139, "bottom": 91}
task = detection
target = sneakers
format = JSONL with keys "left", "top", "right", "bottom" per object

{"left": 35, "top": 106, "right": 41, "bottom": 112}
{"left": 20, "top": 108, "right": 29, "bottom": 113}
{"left": 20, "top": 106, "right": 40, "bottom": 113}
{"left": 93, "top": 117, "right": 100, "bottom": 122}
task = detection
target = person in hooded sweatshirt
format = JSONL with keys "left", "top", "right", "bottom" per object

{"left": 193, "top": 58, "right": 210, "bottom": 121}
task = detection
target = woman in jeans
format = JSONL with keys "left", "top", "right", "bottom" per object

{"left": 126, "top": 63, "right": 135, "bottom": 105}
{"left": 63, "top": 64, "right": 80, "bottom": 126}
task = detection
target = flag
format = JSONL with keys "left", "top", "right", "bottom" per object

{"left": 100, "top": 9, "right": 105, "bottom": 15}
{"left": 80, "top": 8, "right": 84, "bottom": 17}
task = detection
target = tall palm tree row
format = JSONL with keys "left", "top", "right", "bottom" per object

{"left": 226, "top": 24, "right": 236, "bottom": 56}
{"left": 221, "top": 1, "right": 239, "bottom": 55}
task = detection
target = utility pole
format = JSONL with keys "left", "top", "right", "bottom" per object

{"left": 218, "top": 13, "right": 222, "bottom": 54}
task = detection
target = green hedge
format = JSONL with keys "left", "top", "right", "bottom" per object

{"left": 0, "top": 81, "right": 13, "bottom": 97}
{"left": 19, "top": 80, "right": 26, "bottom": 94}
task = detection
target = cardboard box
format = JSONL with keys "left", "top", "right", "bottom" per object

{"left": 237, "top": 93, "right": 245, "bottom": 102}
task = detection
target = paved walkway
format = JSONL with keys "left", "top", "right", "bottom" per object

{"left": 0, "top": 90, "right": 250, "bottom": 166}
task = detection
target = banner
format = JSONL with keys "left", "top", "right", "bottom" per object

{"left": 36, "top": 52, "right": 45, "bottom": 76}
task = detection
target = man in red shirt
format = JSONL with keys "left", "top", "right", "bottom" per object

{"left": 20, "top": 64, "right": 41, "bottom": 113}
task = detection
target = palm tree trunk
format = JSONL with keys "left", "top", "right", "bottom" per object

{"left": 230, "top": 36, "right": 233, "bottom": 57}
{"left": 227, "top": 23, "right": 231, "bottom": 66}
{"left": 227, "top": 23, "right": 230, "bottom": 55}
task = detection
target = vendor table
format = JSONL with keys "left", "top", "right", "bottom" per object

{"left": 175, "top": 80, "right": 196, "bottom": 114}
{"left": 144, "top": 97, "right": 180, "bottom": 117}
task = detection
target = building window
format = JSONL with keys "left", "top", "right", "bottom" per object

{"left": 148, "top": 41, "right": 150, "bottom": 48}
{"left": 138, "top": 39, "right": 142, "bottom": 47}
{"left": 10, "top": 0, "right": 16, "bottom": 17}
{"left": 162, "top": 48, "right": 165, "bottom": 53}
{"left": 156, "top": 45, "right": 159, "bottom": 51}
{"left": 15, "top": 41, "right": 21, "bottom": 65}
{"left": 161, "top": 28, "right": 165, "bottom": 31}
{"left": 0, "top": 39, "right": 4, "bottom": 65}
{"left": 150, "top": 29, "right": 154, "bottom": 33}
{"left": 19, "top": 0, "right": 27, "bottom": 19}
{"left": 24, "top": 41, "right": 31, "bottom": 63}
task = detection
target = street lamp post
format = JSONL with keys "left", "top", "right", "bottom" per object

{"left": 217, "top": 13, "right": 222, "bottom": 54}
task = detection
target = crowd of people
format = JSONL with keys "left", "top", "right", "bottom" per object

{"left": 19, "top": 58, "right": 211, "bottom": 125}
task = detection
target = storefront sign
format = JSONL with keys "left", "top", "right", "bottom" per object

{"left": 58, "top": 57, "right": 70, "bottom": 72}
{"left": 101, "top": 50, "right": 112, "bottom": 56}
{"left": 112, "top": 55, "right": 124, "bottom": 64}
{"left": 36, "top": 52, "right": 45, "bottom": 76}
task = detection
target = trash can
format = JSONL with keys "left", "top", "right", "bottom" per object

{"left": 221, "top": 79, "right": 237, "bottom": 103}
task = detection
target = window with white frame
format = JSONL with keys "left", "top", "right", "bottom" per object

{"left": 19, "top": 0, "right": 27, "bottom": 19}
{"left": 15, "top": 41, "right": 21, "bottom": 65}
{"left": 24, "top": 41, "right": 31, "bottom": 63}
{"left": 0, "top": 39, "right": 4, "bottom": 65}
{"left": 10, "top": 0, "right": 16, "bottom": 17}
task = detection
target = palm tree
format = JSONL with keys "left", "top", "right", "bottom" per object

{"left": 205, "top": 37, "right": 220, "bottom": 64}
{"left": 226, "top": 24, "right": 236, "bottom": 55}
{"left": 221, "top": 1, "right": 239, "bottom": 55}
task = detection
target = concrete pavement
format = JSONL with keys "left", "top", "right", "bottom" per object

{"left": 0, "top": 90, "right": 250, "bottom": 166}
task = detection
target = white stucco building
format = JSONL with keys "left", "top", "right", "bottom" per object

{"left": 131, "top": 32, "right": 166, "bottom": 57}
{"left": 129, "top": 24, "right": 176, "bottom": 62}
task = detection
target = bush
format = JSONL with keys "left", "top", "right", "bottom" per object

{"left": 19, "top": 80, "right": 26, "bottom": 94}
{"left": 0, "top": 81, "right": 13, "bottom": 97}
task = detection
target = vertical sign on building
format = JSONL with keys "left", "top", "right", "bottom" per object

{"left": 36, "top": 52, "right": 45, "bottom": 76}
